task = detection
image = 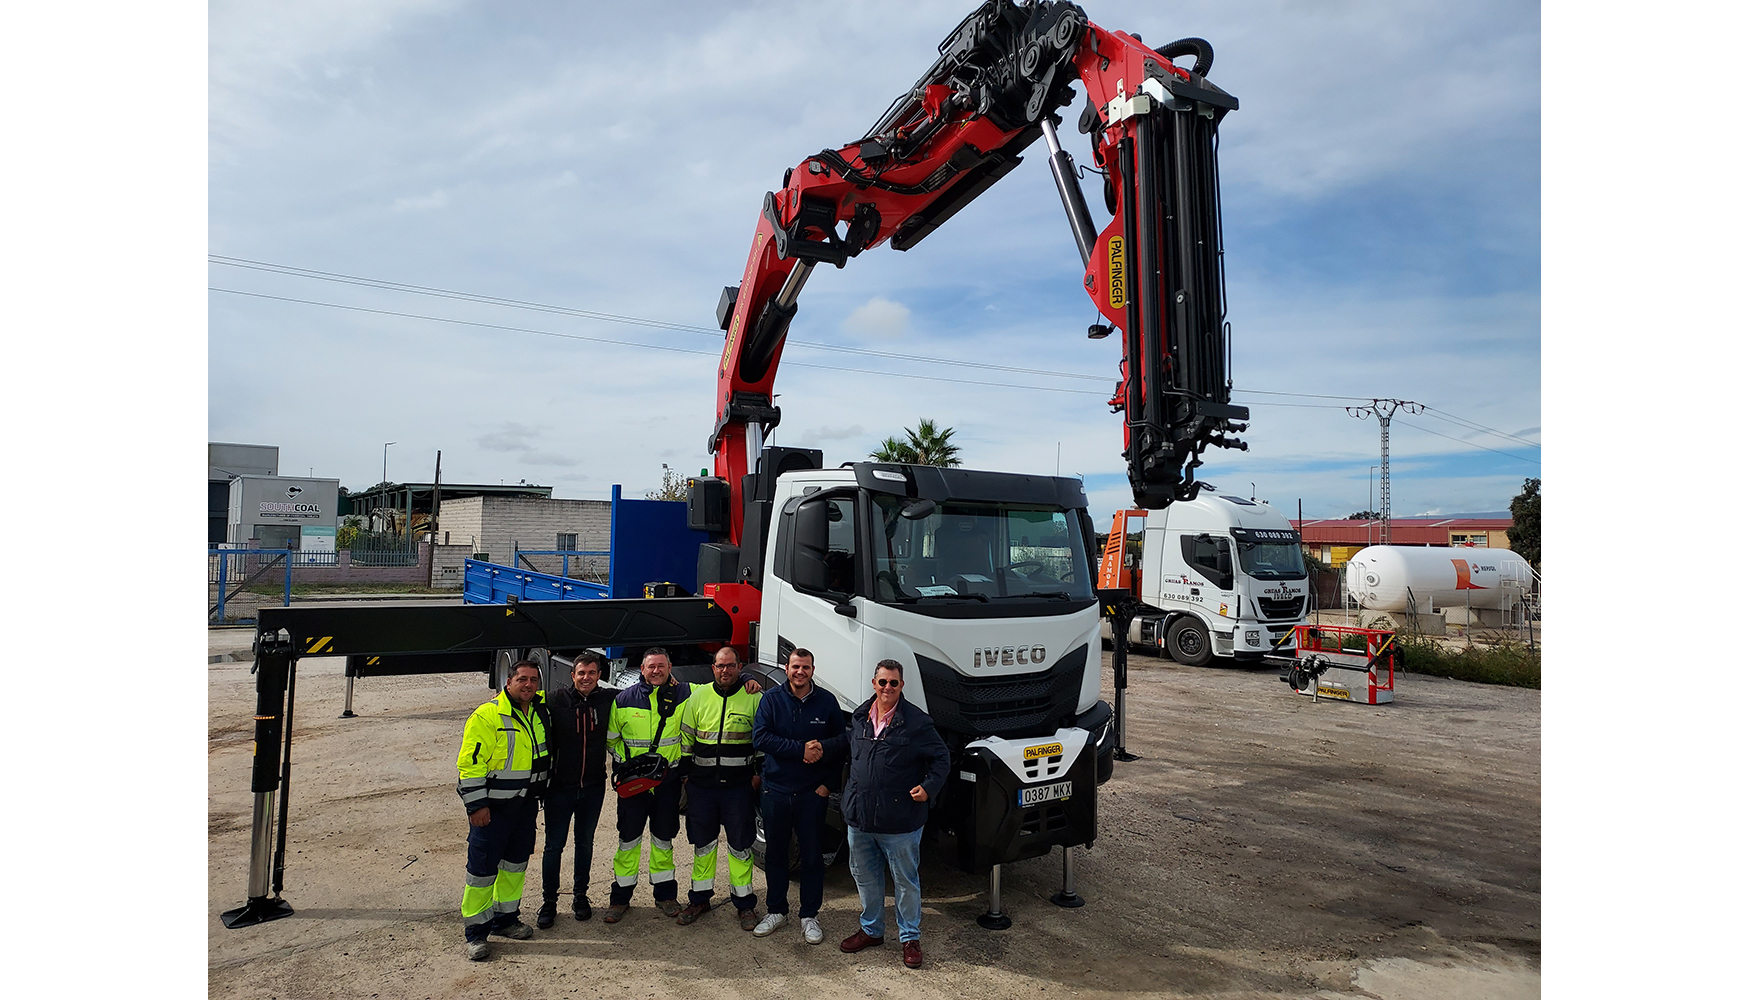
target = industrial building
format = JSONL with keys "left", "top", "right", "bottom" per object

{"left": 1292, "top": 513, "right": 1513, "bottom": 569}
{"left": 209, "top": 442, "right": 279, "bottom": 544}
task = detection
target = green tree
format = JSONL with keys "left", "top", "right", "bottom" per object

{"left": 1347, "top": 510, "right": 1381, "bottom": 520}
{"left": 337, "top": 514, "right": 364, "bottom": 549}
{"left": 1508, "top": 477, "right": 1540, "bottom": 569}
{"left": 869, "top": 436, "right": 918, "bottom": 463}
{"left": 870, "top": 418, "right": 962, "bottom": 467}
{"left": 645, "top": 464, "right": 689, "bottom": 501}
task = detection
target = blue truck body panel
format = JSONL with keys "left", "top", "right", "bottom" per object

{"left": 464, "top": 486, "right": 705, "bottom": 606}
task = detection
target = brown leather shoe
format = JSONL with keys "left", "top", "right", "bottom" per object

{"left": 839, "top": 929, "right": 884, "bottom": 953}
{"left": 902, "top": 940, "right": 922, "bottom": 968}
{"left": 602, "top": 903, "right": 629, "bottom": 924}
{"left": 675, "top": 902, "right": 710, "bottom": 925}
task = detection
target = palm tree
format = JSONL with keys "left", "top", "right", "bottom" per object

{"left": 869, "top": 436, "right": 918, "bottom": 463}
{"left": 869, "top": 418, "right": 962, "bottom": 467}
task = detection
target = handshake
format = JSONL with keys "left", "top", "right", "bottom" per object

{"left": 802, "top": 739, "right": 824, "bottom": 764}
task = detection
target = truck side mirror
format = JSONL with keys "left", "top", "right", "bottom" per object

{"left": 793, "top": 499, "right": 831, "bottom": 593}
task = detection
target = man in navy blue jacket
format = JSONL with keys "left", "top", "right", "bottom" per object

{"left": 749, "top": 647, "right": 846, "bottom": 944}
{"left": 838, "top": 658, "right": 950, "bottom": 969}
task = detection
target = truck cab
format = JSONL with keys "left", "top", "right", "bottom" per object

{"left": 1106, "top": 493, "right": 1309, "bottom": 665}
{"left": 755, "top": 461, "right": 1116, "bottom": 872}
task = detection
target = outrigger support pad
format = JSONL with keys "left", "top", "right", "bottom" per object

{"left": 222, "top": 633, "right": 298, "bottom": 929}
{"left": 1050, "top": 844, "right": 1086, "bottom": 908}
{"left": 976, "top": 864, "right": 1013, "bottom": 930}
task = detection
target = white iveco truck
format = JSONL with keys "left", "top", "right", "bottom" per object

{"left": 747, "top": 462, "right": 1115, "bottom": 877}
{"left": 1101, "top": 493, "right": 1309, "bottom": 664}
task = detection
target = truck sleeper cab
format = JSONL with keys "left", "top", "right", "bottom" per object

{"left": 759, "top": 462, "right": 1117, "bottom": 872}
{"left": 1108, "top": 494, "right": 1309, "bottom": 665}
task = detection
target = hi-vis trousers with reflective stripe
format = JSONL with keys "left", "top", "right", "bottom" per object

{"left": 609, "top": 772, "right": 684, "bottom": 905}
{"left": 684, "top": 783, "right": 758, "bottom": 911}
{"left": 461, "top": 795, "right": 538, "bottom": 942}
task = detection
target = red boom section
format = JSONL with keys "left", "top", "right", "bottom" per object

{"left": 709, "top": 0, "right": 1245, "bottom": 545}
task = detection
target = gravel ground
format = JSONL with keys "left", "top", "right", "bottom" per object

{"left": 208, "top": 629, "right": 1539, "bottom": 999}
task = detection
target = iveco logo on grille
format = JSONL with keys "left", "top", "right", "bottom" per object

{"left": 972, "top": 645, "right": 1047, "bottom": 667}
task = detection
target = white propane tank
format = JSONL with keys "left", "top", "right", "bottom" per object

{"left": 1344, "top": 546, "right": 1532, "bottom": 611}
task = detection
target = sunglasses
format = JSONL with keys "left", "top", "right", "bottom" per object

{"left": 875, "top": 678, "right": 902, "bottom": 688}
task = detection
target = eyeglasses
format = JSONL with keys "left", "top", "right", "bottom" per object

{"left": 875, "top": 678, "right": 902, "bottom": 688}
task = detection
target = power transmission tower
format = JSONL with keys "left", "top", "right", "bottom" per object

{"left": 1345, "top": 399, "right": 1423, "bottom": 543}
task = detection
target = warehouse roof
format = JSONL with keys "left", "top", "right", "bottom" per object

{"left": 1292, "top": 515, "right": 1511, "bottom": 546}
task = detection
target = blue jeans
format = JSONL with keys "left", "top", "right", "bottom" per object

{"left": 846, "top": 825, "right": 924, "bottom": 942}
{"left": 541, "top": 781, "right": 606, "bottom": 906}
{"left": 761, "top": 787, "right": 828, "bottom": 917}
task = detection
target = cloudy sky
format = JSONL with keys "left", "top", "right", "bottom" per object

{"left": 208, "top": 0, "right": 1540, "bottom": 523}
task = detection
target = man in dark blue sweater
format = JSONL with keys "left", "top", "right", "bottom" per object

{"left": 837, "top": 658, "right": 949, "bottom": 969}
{"left": 749, "top": 648, "right": 846, "bottom": 944}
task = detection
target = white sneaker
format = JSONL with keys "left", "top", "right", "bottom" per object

{"left": 801, "top": 916, "right": 823, "bottom": 945}
{"left": 753, "top": 912, "right": 787, "bottom": 937}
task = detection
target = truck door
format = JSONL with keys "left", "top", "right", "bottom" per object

{"left": 768, "top": 490, "right": 865, "bottom": 701}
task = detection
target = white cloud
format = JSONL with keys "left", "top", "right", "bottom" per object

{"left": 841, "top": 297, "right": 911, "bottom": 338}
{"left": 208, "top": 1, "right": 1539, "bottom": 514}
{"left": 391, "top": 189, "right": 451, "bottom": 212}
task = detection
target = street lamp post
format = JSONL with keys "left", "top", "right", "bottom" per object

{"left": 383, "top": 442, "right": 396, "bottom": 486}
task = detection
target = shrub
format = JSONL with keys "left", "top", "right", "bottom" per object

{"left": 1393, "top": 633, "right": 1540, "bottom": 689}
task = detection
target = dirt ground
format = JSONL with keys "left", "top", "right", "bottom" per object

{"left": 208, "top": 627, "right": 1539, "bottom": 999}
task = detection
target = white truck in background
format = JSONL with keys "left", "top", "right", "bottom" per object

{"left": 1098, "top": 493, "right": 1309, "bottom": 665}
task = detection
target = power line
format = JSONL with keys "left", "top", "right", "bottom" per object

{"left": 1393, "top": 416, "right": 1540, "bottom": 465}
{"left": 208, "top": 287, "right": 1114, "bottom": 395}
{"left": 210, "top": 255, "right": 1109, "bottom": 384}
{"left": 208, "top": 256, "right": 1533, "bottom": 439}
{"left": 207, "top": 255, "right": 1387, "bottom": 401}
{"left": 1420, "top": 405, "right": 1541, "bottom": 449}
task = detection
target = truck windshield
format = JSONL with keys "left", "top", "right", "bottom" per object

{"left": 1233, "top": 539, "right": 1307, "bottom": 580}
{"left": 871, "top": 496, "right": 1094, "bottom": 604}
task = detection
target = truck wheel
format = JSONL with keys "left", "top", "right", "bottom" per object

{"left": 1167, "top": 618, "right": 1214, "bottom": 667}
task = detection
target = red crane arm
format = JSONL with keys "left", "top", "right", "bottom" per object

{"left": 709, "top": 1, "right": 1247, "bottom": 546}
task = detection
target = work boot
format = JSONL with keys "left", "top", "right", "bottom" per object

{"left": 535, "top": 902, "right": 557, "bottom": 929}
{"left": 675, "top": 902, "right": 710, "bottom": 925}
{"left": 465, "top": 939, "right": 490, "bottom": 961}
{"left": 602, "top": 903, "right": 629, "bottom": 923}
{"left": 493, "top": 920, "right": 534, "bottom": 940}
{"left": 573, "top": 897, "right": 593, "bottom": 921}
{"left": 657, "top": 899, "right": 682, "bottom": 918}
{"left": 739, "top": 909, "right": 760, "bottom": 932}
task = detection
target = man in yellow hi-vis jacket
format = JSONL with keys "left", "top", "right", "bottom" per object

{"left": 456, "top": 660, "right": 550, "bottom": 961}
{"left": 674, "top": 646, "right": 764, "bottom": 930}
{"left": 602, "top": 648, "right": 689, "bottom": 922}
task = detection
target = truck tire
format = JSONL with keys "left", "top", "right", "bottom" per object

{"left": 1167, "top": 617, "right": 1214, "bottom": 667}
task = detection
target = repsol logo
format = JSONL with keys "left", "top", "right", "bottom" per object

{"left": 1107, "top": 237, "right": 1126, "bottom": 308}
{"left": 972, "top": 645, "right": 1048, "bottom": 667}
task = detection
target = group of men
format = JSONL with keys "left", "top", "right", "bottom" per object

{"left": 455, "top": 645, "right": 949, "bottom": 970}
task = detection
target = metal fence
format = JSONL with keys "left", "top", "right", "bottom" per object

{"left": 209, "top": 547, "right": 294, "bottom": 624}
{"left": 347, "top": 532, "right": 419, "bottom": 566}
{"left": 512, "top": 546, "right": 609, "bottom": 582}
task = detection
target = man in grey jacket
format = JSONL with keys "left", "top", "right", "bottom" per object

{"left": 837, "top": 659, "right": 949, "bottom": 969}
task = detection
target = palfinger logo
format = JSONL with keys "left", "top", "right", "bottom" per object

{"left": 1107, "top": 237, "right": 1126, "bottom": 308}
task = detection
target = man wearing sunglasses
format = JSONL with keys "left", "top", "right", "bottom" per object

{"left": 838, "top": 659, "right": 949, "bottom": 970}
